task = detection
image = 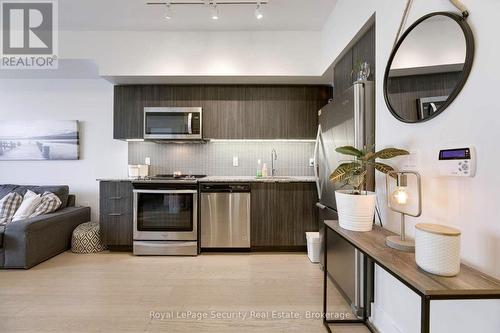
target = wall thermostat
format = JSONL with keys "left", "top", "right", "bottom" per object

{"left": 438, "top": 147, "right": 476, "bottom": 177}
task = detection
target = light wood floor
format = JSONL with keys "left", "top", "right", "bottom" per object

{"left": 0, "top": 252, "right": 370, "bottom": 333}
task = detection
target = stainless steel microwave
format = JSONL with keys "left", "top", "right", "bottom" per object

{"left": 144, "top": 107, "right": 202, "bottom": 140}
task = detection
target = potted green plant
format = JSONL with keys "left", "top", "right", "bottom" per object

{"left": 330, "top": 146, "right": 409, "bottom": 232}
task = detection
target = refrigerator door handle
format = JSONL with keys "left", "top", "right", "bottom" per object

{"left": 314, "top": 124, "right": 322, "bottom": 200}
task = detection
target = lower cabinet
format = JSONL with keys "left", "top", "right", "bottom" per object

{"left": 251, "top": 182, "right": 318, "bottom": 249}
{"left": 99, "top": 180, "right": 318, "bottom": 250}
{"left": 250, "top": 183, "right": 277, "bottom": 247}
{"left": 99, "top": 181, "right": 133, "bottom": 247}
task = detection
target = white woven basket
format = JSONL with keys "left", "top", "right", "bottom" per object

{"left": 335, "top": 190, "right": 376, "bottom": 232}
{"left": 415, "top": 223, "right": 461, "bottom": 277}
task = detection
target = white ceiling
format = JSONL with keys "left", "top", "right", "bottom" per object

{"left": 59, "top": 0, "right": 337, "bottom": 31}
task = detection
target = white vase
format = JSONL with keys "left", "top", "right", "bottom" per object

{"left": 335, "top": 190, "right": 376, "bottom": 232}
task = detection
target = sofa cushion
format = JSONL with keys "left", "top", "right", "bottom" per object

{"left": 0, "top": 185, "right": 69, "bottom": 209}
{"left": 0, "top": 225, "right": 4, "bottom": 247}
{"left": 30, "top": 192, "right": 62, "bottom": 218}
{"left": 0, "top": 192, "right": 23, "bottom": 225}
{"left": 12, "top": 190, "right": 43, "bottom": 222}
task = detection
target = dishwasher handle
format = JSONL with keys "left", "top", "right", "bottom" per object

{"left": 200, "top": 184, "right": 251, "bottom": 193}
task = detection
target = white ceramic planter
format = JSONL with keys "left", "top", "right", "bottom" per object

{"left": 415, "top": 223, "right": 461, "bottom": 277}
{"left": 335, "top": 190, "right": 376, "bottom": 232}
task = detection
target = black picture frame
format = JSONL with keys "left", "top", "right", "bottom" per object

{"left": 383, "top": 12, "right": 475, "bottom": 124}
{"left": 416, "top": 95, "right": 448, "bottom": 120}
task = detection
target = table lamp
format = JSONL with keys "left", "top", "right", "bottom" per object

{"left": 385, "top": 170, "right": 422, "bottom": 252}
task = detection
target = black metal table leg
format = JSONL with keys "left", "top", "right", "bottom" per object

{"left": 323, "top": 226, "right": 331, "bottom": 332}
{"left": 421, "top": 296, "right": 430, "bottom": 333}
{"left": 363, "top": 255, "right": 375, "bottom": 323}
{"left": 363, "top": 254, "right": 368, "bottom": 322}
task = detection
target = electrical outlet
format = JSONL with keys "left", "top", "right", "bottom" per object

{"left": 233, "top": 156, "right": 239, "bottom": 167}
{"left": 309, "top": 158, "right": 314, "bottom": 167}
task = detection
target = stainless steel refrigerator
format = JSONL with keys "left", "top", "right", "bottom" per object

{"left": 314, "top": 80, "right": 375, "bottom": 317}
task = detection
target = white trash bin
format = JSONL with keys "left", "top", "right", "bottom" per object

{"left": 306, "top": 232, "right": 320, "bottom": 263}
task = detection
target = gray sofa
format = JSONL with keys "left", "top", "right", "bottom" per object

{"left": 0, "top": 185, "right": 90, "bottom": 269}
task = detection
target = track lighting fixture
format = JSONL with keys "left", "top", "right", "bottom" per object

{"left": 255, "top": 1, "right": 263, "bottom": 20}
{"left": 164, "top": 2, "right": 172, "bottom": 19}
{"left": 147, "top": 1, "right": 268, "bottom": 21}
{"left": 211, "top": 3, "right": 219, "bottom": 20}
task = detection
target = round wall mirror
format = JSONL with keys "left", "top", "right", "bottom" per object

{"left": 383, "top": 12, "right": 474, "bottom": 123}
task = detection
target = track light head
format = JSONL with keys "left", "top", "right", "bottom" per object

{"left": 254, "top": 4, "right": 263, "bottom": 20}
{"left": 211, "top": 4, "right": 219, "bottom": 20}
{"left": 164, "top": 2, "right": 172, "bottom": 19}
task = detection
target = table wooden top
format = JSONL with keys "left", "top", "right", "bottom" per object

{"left": 324, "top": 220, "right": 500, "bottom": 297}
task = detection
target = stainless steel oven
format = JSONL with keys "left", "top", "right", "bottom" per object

{"left": 132, "top": 181, "right": 198, "bottom": 256}
{"left": 144, "top": 107, "right": 202, "bottom": 140}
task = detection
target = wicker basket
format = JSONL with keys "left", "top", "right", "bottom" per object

{"left": 415, "top": 223, "right": 461, "bottom": 276}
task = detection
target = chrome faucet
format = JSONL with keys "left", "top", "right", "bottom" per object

{"left": 271, "top": 148, "right": 278, "bottom": 177}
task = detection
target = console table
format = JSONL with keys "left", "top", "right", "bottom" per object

{"left": 323, "top": 220, "right": 500, "bottom": 333}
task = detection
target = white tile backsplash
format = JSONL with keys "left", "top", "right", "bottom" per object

{"left": 128, "top": 141, "right": 315, "bottom": 177}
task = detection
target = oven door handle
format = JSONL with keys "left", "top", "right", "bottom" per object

{"left": 133, "top": 189, "right": 198, "bottom": 194}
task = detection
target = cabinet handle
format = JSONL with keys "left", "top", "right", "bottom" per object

{"left": 108, "top": 213, "right": 123, "bottom": 216}
{"left": 109, "top": 197, "right": 122, "bottom": 200}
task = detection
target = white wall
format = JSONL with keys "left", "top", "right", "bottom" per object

{"left": 0, "top": 79, "right": 128, "bottom": 220}
{"left": 375, "top": 0, "right": 500, "bottom": 281}
{"left": 321, "top": 0, "right": 500, "bottom": 332}
{"left": 60, "top": 30, "right": 323, "bottom": 77}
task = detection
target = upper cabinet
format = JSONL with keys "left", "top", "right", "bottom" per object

{"left": 113, "top": 85, "right": 332, "bottom": 140}
{"left": 333, "top": 24, "right": 375, "bottom": 97}
{"left": 114, "top": 86, "right": 144, "bottom": 139}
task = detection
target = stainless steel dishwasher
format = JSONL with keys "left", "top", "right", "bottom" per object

{"left": 200, "top": 184, "right": 251, "bottom": 249}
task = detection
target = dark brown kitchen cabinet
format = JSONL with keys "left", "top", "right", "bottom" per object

{"left": 250, "top": 183, "right": 277, "bottom": 247}
{"left": 99, "top": 181, "right": 133, "bottom": 247}
{"left": 251, "top": 182, "right": 318, "bottom": 250}
{"left": 113, "top": 86, "right": 144, "bottom": 140}
{"left": 276, "top": 183, "right": 320, "bottom": 246}
{"left": 333, "top": 23, "right": 375, "bottom": 97}
{"left": 113, "top": 85, "right": 332, "bottom": 140}
{"left": 351, "top": 24, "right": 375, "bottom": 82}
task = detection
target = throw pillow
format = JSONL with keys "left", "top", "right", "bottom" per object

{"left": 12, "top": 190, "right": 43, "bottom": 222}
{"left": 0, "top": 192, "right": 23, "bottom": 225}
{"left": 30, "top": 191, "right": 62, "bottom": 218}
